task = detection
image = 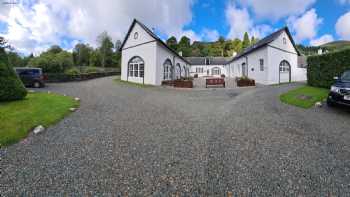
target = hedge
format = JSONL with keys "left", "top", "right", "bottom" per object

{"left": 307, "top": 48, "right": 350, "bottom": 88}
{"left": 0, "top": 50, "right": 27, "bottom": 101}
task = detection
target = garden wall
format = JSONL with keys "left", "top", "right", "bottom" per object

{"left": 307, "top": 49, "right": 350, "bottom": 88}
{"left": 45, "top": 72, "right": 120, "bottom": 83}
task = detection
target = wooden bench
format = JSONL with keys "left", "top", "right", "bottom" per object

{"left": 206, "top": 78, "right": 225, "bottom": 88}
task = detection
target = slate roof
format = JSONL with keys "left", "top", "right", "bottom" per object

{"left": 227, "top": 27, "right": 300, "bottom": 64}
{"left": 120, "top": 19, "right": 190, "bottom": 64}
{"left": 185, "top": 57, "right": 232, "bottom": 65}
{"left": 121, "top": 19, "right": 299, "bottom": 66}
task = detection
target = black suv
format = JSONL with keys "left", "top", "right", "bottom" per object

{"left": 327, "top": 70, "right": 350, "bottom": 107}
{"left": 14, "top": 67, "right": 45, "bottom": 88}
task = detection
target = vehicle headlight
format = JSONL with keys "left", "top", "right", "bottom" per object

{"left": 331, "top": 86, "right": 340, "bottom": 93}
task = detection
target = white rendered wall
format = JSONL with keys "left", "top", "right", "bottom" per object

{"left": 121, "top": 23, "right": 158, "bottom": 85}
{"left": 190, "top": 65, "right": 227, "bottom": 77}
{"left": 267, "top": 31, "right": 306, "bottom": 84}
{"left": 155, "top": 43, "right": 189, "bottom": 85}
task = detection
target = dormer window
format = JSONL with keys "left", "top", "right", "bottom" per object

{"left": 134, "top": 32, "right": 139, "bottom": 40}
{"left": 283, "top": 37, "right": 287, "bottom": 44}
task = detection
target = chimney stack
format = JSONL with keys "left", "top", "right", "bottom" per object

{"left": 179, "top": 51, "right": 183, "bottom": 56}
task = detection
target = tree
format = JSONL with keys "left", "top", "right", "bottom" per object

{"left": 55, "top": 51, "right": 74, "bottom": 70}
{"left": 166, "top": 36, "right": 178, "bottom": 51}
{"left": 115, "top": 40, "right": 122, "bottom": 52}
{"left": 218, "top": 36, "right": 226, "bottom": 45}
{"left": 47, "top": 45, "right": 63, "bottom": 54}
{"left": 242, "top": 32, "right": 251, "bottom": 50}
{"left": 29, "top": 50, "right": 73, "bottom": 73}
{"left": 0, "top": 38, "right": 27, "bottom": 101}
{"left": 251, "top": 36, "right": 259, "bottom": 45}
{"left": 97, "top": 31, "right": 114, "bottom": 67}
{"left": 232, "top": 38, "right": 243, "bottom": 53}
{"left": 7, "top": 52, "right": 25, "bottom": 67}
{"left": 73, "top": 43, "right": 92, "bottom": 67}
{"left": 89, "top": 49, "right": 101, "bottom": 67}
{"left": 177, "top": 36, "right": 191, "bottom": 56}
{"left": 178, "top": 36, "right": 191, "bottom": 48}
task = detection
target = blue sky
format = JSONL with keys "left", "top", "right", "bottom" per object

{"left": 186, "top": 0, "right": 350, "bottom": 43}
{"left": 0, "top": 0, "right": 349, "bottom": 54}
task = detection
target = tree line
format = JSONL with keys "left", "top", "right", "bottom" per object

{"left": 1, "top": 32, "right": 122, "bottom": 73}
{"left": 166, "top": 32, "right": 259, "bottom": 57}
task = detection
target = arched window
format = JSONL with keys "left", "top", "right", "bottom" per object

{"left": 128, "top": 56, "right": 144, "bottom": 78}
{"left": 242, "top": 63, "right": 246, "bottom": 76}
{"left": 176, "top": 63, "right": 181, "bottom": 79}
{"left": 163, "top": 59, "right": 173, "bottom": 80}
{"left": 279, "top": 60, "right": 291, "bottom": 72}
{"left": 212, "top": 67, "right": 221, "bottom": 76}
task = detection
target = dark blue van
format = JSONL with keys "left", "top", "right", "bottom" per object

{"left": 327, "top": 70, "right": 350, "bottom": 107}
{"left": 14, "top": 67, "right": 45, "bottom": 88}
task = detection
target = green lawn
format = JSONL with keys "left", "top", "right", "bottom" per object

{"left": 0, "top": 92, "right": 79, "bottom": 147}
{"left": 280, "top": 86, "right": 329, "bottom": 109}
{"left": 114, "top": 76, "right": 154, "bottom": 88}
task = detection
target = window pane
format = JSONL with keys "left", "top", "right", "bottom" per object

{"left": 139, "top": 64, "right": 144, "bottom": 71}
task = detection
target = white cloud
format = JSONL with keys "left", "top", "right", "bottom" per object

{"left": 288, "top": 9, "right": 323, "bottom": 43}
{"left": 339, "top": 0, "right": 350, "bottom": 4}
{"left": 175, "top": 30, "right": 202, "bottom": 43}
{"left": 225, "top": 2, "right": 272, "bottom": 40}
{"left": 201, "top": 29, "right": 220, "bottom": 41}
{"left": 336, "top": 11, "right": 350, "bottom": 40}
{"left": 310, "top": 34, "right": 334, "bottom": 46}
{"left": 238, "top": 0, "right": 316, "bottom": 20}
{"left": 0, "top": 0, "right": 195, "bottom": 54}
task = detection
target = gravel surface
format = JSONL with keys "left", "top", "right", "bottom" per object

{"left": 1, "top": 76, "right": 350, "bottom": 196}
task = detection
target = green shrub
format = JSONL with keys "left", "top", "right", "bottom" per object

{"left": 64, "top": 67, "right": 80, "bottom": 75}
{"left": 0, "top": 51, "right": 27, "bottom": 101}
{"left": 85, "top": 66, "right": 99, "bottom": 73}
{"left": 307, "top": 49, "right": 350, "bottom": 88}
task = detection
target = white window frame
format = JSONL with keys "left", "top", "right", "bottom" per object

{"left": 128, "top": 57, "right": 144, "bottom": 78}
{"left": 279, "top": 61, "right": 290, "bottom": 73}
{"left": 163, "top": 60, "right": 173, "bottom": 80}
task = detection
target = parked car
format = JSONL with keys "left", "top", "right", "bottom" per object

{"left": 14, "top": 67, "right": 45, "bottom": 88}
{"left": 327, "top": 70, "right": 350, "bottom": 107}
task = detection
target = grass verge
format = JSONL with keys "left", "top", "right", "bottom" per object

{"left": 114, "top": 76, "right": 154, "bottom": 88}
{"left": 0, "top": 92, "right": 79, "bottom": 147}
{"left": 280, "top": 86, "right": 329, "bottom": 109}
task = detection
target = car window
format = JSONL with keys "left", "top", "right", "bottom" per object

{"left": 31, "top": 69, "right": 40, "bottom": 75}
{"left": 341, "top": 71, "right": 350, "bottom": 82}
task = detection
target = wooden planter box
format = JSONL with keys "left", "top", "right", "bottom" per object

{"left": 237, "top": 78, "right": 255, "bottom": 87}
{"left": 162, "top": 80, "right": 175, "bottom": 86}
{"left": 174, "top": 80, "right": 193, "bottom": 88}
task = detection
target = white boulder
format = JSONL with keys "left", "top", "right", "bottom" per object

{"left": 33, "top": 125, "right": 45, "bottom": 134}
{"left": 315, "top": 102, "right": 323, "bottom": 107}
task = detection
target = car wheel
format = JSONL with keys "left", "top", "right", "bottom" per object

{"left": 33, "top": 81, "right": 41, "bottom": 88}
{"left": 327, "top": 98, "right": 335, "bottom": 107}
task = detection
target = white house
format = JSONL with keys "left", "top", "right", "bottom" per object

{"left": 120, "top": 19, "right": 307, "bottom": 86}
{"left": 226, "top": 27, "right": 307, "bottom": 84}
{"left": 120, "top": 19, "right": 191, "bottom": 86}
{"left": 186, "top": 57, "right": 231, "bottom": 77}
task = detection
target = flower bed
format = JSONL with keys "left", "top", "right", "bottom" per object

{"left": 174, "top": 79, "right": 193, "bottom": 88}
{"left": 162, "top": 79, "right": 193, "bottom": 88}
{"left": 236, "top": 77, "right": 255, "bottom": 87}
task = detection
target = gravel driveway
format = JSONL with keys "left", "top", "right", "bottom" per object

{"left": 1, "top": 76, "right": 350, "bottom": 196}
